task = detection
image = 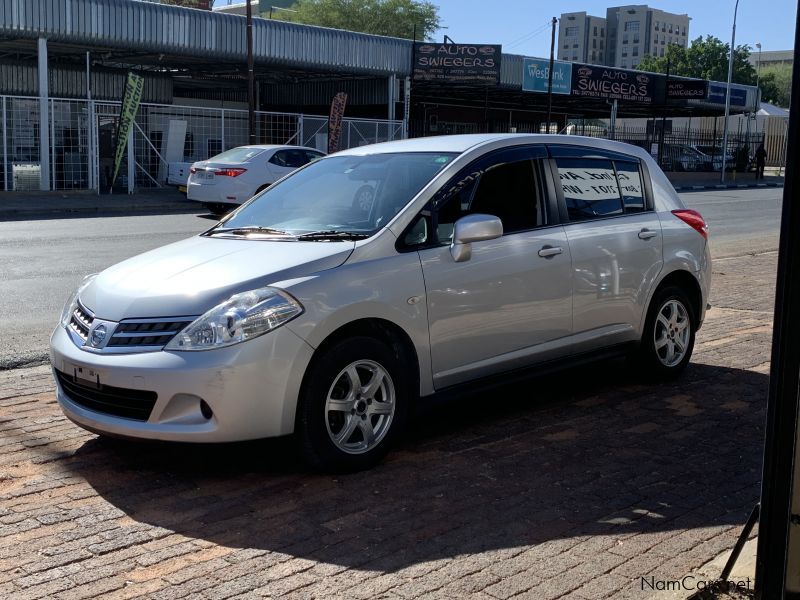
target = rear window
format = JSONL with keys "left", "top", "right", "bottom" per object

{"left": 208, "top": 147, "right": 265, "bottom": 163}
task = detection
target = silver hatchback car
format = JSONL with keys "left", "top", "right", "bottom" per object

{"left": 50, "top": 134, "right": 711, "bottom": 471}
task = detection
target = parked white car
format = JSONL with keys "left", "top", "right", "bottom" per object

{"left": 187, "top": 145, "right": 326, "bottom": 214}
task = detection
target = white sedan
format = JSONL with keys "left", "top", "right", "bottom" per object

{"left": 187, "top": 145, "right": 325, "bottom": 214}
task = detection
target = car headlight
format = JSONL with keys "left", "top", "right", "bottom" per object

{"left": 60, "top": 274, "right": 98, "bottom": 328}
{"left": 165, "top": 286, "right": 303, "bottom": 351}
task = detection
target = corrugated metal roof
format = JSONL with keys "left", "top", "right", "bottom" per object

{"left": 0, "top": 0, "right": 414, "bottom": 76}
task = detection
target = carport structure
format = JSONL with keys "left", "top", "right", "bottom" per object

{"left": 0, "top": 0, "right": 410, "bottom": 192}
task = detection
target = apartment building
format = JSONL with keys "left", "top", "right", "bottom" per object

{"left": 558, "top": 5, "right": 690, "bottom": 69}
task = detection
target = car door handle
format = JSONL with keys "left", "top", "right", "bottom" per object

{"left": 638, "top": 229, "right": 658, "bottom": 240}
{"left": 538, "top": 245, "right": 563, "bottom": 258}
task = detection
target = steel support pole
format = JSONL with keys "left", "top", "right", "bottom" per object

{"left": 720, "top": 0, "right": 740, "bottom": 183}
{"left": 2, "top": 97, "right": 7, "bottom": 192}
{"left": 246, "top": 0, "right": 256, "bottom": 144}
{"left": 546, "top": 17, "right": 557, "bottom": 131}
{"left": 387, "top": 74, "right": 397, "bottom": 121}
{"left": 754, "top": 1, "right": 800, "bottom": 595}
{"left": 127, "top": 125, "right": 135, "bottom": 195}
{"left": 37, "top": 37, "right": 50, "bottom": 191}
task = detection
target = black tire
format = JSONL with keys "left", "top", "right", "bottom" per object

{"left": 637, "top": 285, "right": 696, "bottom": 380}
{"left": 297, "top": 336, "right": 409, "bottom": 472}
{"left": 203, "top": 202, "right": 233, "bottom": 217}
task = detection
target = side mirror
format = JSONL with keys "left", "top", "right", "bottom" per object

{"left": 450, "top": 213, "right": 503, "bottom": 262}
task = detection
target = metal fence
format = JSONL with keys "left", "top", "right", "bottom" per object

{"left": 566, "top": 121, "right": 775, "bottom": 173}
{"left": 0, "top": 95, "right": 404, "bottom": 192}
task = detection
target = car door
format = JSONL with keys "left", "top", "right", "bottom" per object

{"left": 406, "top": 146, "right": 573, "bottom": 389}
{"left": 548, "top": 147, "right": 662, "bottom": 353}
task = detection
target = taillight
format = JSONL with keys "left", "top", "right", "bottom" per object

{"left": 189, "top": 167, "right": 197, "bottom": 174}
{"left": 212, "top": 168, "right": 247, "bottom": 177}
{"left": 672, "top": 209, "right": 708, "bottom": 240}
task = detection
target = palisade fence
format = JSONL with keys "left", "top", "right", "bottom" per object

{"left": 0, "top": 95, "right": 404, "bottom": 192}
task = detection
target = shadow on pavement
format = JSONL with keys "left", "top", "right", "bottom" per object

{"left": 59, "top": 359, "right": 765, "bottom": 570}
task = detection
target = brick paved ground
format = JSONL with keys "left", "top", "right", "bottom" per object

{"left": 0, "top": 252, "right": 775, "bottom": 600}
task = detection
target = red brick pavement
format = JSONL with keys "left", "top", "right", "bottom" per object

{"left": 0, "top": 252, "right": 775, "bottom": 599}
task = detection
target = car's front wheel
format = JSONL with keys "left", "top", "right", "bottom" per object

{"left": 638, "top": 285, "right": 696, "bottom": 379}
{"left": 297, "top": 336, "right": 409, "bottom": 472}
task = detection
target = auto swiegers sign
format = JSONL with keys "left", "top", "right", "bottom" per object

{"left": 412, "top": 43, "right": 502, "bottom": 84}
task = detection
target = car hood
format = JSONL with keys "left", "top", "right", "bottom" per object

{"left": 79, "top": 235, "right": 354, "bottom": 321}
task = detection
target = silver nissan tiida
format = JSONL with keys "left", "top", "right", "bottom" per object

{"left": 50, "top": 134, "right": 711, "bottom": 471}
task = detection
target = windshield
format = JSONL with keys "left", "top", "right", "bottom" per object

{"left": 208, "top": 147, "right": 265, "bottom": 163}
{"left": 216, "top": 152, "right": 457, "bottom": 236}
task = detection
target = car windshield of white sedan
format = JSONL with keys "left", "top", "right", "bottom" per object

{"left": 212, "top": 152, "right": 457, "bottom": 238}
{"left": 208, "top": 147, "right": 265, "bottom": 163}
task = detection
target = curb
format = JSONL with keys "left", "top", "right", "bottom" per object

{"left": 673, "top": 182, "right": 783, "bottom": 192}
{"left": 0, "top": 202, "right": 205, "bottom": 220}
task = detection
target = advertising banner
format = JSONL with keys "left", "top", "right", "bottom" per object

{"left": 666, "top": 79, "right": 708, "bottom": 99}
{"left": 327, "top": 92, "right": 348, "bottom": 154}
{"left": 522, "top": 58, "right": 572, "bottom": 95}
{"left": 413, "top": 43, "right": 502, "bottom": 84}
{"left": 707, "top": 83, "right": 748, "bottom": 107}
{"left": 571, "top": 64, "right": 656, "bottom": 104}
{"left": 111, "top": 72, "right": 144, "bottom": 189}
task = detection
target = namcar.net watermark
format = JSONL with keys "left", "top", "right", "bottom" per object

{"left": 641, "top": 575, "right": 753, "bottom": 592}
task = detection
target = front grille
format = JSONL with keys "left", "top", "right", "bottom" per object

{"left": 107, "top": 318, "right": 194, "bottom": 349}
{"left": 69, "top": 304, "right": 94, "bottom": 342}
{"left": 55, "top": 369, "right": 157, "bottom": 421}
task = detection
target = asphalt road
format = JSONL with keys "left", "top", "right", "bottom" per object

{"left": 0, "top": 186, "right": 782, "bottom": 369}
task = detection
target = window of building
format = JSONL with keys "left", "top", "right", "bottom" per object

{"left": 573, "top": 43, "right": 579, "bottom": 48}
{"left": 622, "top": 49, "right": 628, "bottom": 57}
{"left": 625, "top": 21, "right": 640, "bottom": 32}
{"left": 682, "top": 26, "right": 686, "bottom": 35}
{"left": 563, "top": 44, "right": 569, "bottom": 49}
{"left": 633, "top": 34, "right": 640, "bottom": 43}
{"left": 669, "top": 35, "right": 673, "bottom": 44}
{"left": 660, "top": 47, "right": 665, "bottom": 56}
{"left": 623, "top": 34, "right": 629, "bottom": 44}
{"left": 566, "top": 26, "right": 579, "bottom": 37}
{"left": 593, "top": 26, "right": 598, "bottom": 36}
{"left": 601, "top": 27, "right": 605, "bottom": 36}
{"left": 592, "top": 50, "right": 597, "bottom": 61}
{"left": 556, "top": 158, "right": 624, "bottom": 221}
{"left": 669, "top": 24, "right": 673, "bottom": 33}
{"left": 621, "top": 59, "right": 627, "bottom": 68}
{"left": 573, "top": 55, "right": 578, "bottom": 60}
{"left": 654, "top": 20, "right": 659, "bottom": 30}
{"left": 633, "top": 46, "right": 639, "bottom": 56}
{"left": 593, "top": 38, "right": 597, "bottom": 49}
{"left": 632, "top": 60, "right": 639, "bottom": 68}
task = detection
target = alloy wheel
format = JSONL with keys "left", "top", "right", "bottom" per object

{"left": 653, "top": 299, "right": 691, "bottom": 368}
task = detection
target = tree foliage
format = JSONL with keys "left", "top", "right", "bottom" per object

{"left": 758, "top": 64, "right": 792, "bottom": 107}
{"left": 276, "top": 0, "right": 440, "bottom": 40}
{"left": 637, "top": 35, "right": 757, "bottom": 85}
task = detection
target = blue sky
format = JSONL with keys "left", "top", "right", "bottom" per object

{"left": 431, "top": 1, "right": 796, "bottom": 58}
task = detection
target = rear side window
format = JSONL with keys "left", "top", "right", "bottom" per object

{"left": 556, "top": 158, "right": 623, "bottom": 221}
{"left": 615, "top": 161, "right": 645, "bottom": 212}
{"left": 269, "top": 149, "right": 310, "bottom": 168}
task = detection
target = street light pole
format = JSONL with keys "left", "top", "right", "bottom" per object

{"left": 546, "top": 17, "right": 557, "bottom": 132}
{"left": 756, "top": 42, "right": 762, "bottom": 91}
{"left": 720, "top": 0, "right": 741, "bottom": 183}
{"left": 246, "top": 0, "right": 256, "bottom": 144}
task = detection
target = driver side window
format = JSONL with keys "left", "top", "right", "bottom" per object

{"left": 434, "top": 158, "right": 544, "bottom": 245}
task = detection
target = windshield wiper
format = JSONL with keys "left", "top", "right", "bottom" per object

{"left": 207, "top": 226, "right": 293, "bottom": 237}
{"left": 295, "top": 230, "right": 370, "bottom": 241}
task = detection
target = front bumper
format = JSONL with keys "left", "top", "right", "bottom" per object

{"left": 49, "top": 323, "right": 314, "bottom": 442}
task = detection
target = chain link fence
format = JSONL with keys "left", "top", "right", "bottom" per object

{"left": 0, "top": 95, "right": 404, "bottom": 192}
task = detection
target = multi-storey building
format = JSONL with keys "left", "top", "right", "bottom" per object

{"left": 558, "top": 5, "right": 690, "bottom": 69}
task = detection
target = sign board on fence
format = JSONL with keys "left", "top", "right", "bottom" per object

{"left": 666, "top": 79, "right": 708, "bottom": 99}
{"left": 413, "top": 43, "right": 502, "bottom": 84}
{"left": 111, "top": 72, "right": 144, "bottom": 189}
{"left": 522, "top": 58, "right": 572, "bottom": 95}
{"left": 571, "top": 64, "right": 656, "bottom": 104}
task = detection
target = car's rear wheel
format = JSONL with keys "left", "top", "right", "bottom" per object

{"left": 638, "top": 285, "right": 696, "bottom": 379}
{"left": 297, "top": 336, "right": 409, "bottom": 472}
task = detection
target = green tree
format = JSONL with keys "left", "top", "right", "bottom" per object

{"left": 637, "top": 35, "right": 757, "bottom": 85}
{"left": 276, "top": 0, "right": 440, "bottom": 40}
{"left": 757, "top": 64, "right": 792, "bottom": 107}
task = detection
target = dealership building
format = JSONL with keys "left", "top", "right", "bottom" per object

{"left": 0, "top": 0, "right": 759, "bottom": 194}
